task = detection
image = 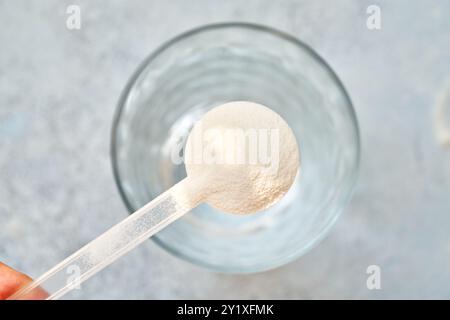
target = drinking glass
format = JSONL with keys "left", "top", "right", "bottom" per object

{"left": 111, "top": 23, "right": 360, "bottom": 273}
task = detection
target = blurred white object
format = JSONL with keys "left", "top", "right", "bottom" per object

{"left": 435, "top": 80, "right": 450, "bottom": 146}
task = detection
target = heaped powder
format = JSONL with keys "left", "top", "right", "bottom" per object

{"left": 183, "top": 101, "right": 300, "bottom": 214}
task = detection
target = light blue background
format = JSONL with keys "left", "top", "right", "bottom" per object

{"left": 0, "top": 0, "right": 449, "bottom": 299}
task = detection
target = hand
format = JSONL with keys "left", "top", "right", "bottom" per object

{"left": 0, "top": 262, "right": 48, "bottom": 300}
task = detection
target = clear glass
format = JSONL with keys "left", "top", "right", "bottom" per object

{"left": 111, "top": 23, "right": 360, "bottom": 273}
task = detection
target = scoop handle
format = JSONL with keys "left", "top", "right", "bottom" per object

{"left": 9, "top": 178, "right": 197, "bottom": 300}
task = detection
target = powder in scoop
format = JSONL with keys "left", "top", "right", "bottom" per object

{"left": 184, "top": 101, "right": 300, "bottom": 214}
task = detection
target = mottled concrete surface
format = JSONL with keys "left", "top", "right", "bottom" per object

{"left": 1, "top": 0, "right": 449, "bottom": 299}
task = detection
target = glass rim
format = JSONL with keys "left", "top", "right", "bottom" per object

{"left": 110, "top": 22, "right": 361, "bottom": 273}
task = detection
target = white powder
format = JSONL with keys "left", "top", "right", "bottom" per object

{"left": 183, "top": 101, "right": 300, "bottom": 214}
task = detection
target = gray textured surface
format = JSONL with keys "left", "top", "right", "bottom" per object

{"left": 1, "top": 0, "right": 449, "bottom": 299}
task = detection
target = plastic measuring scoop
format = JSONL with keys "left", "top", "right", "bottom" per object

{"left": 9, "top": 178, "right": 200, "bottom": 300}
{"left": 9, "top": 101, "right": 299, "bottom": 300}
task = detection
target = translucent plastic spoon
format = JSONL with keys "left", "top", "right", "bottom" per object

{"left": 9, "top": 178, "right": 201, "bottom": 300}
{"left": 9, "top": 101, "right": 299, "bottom": 300}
